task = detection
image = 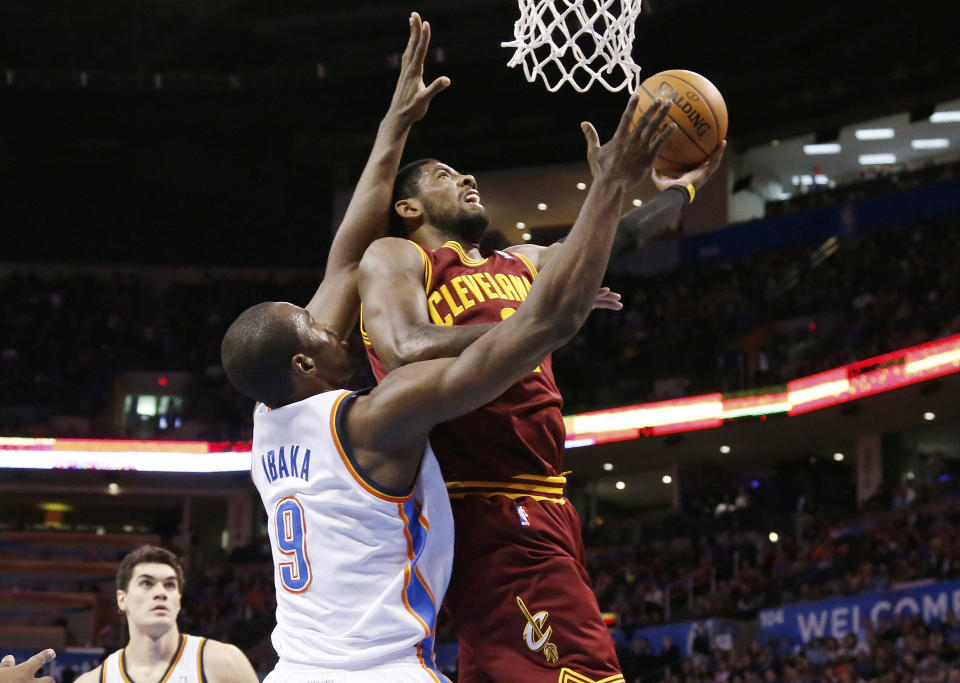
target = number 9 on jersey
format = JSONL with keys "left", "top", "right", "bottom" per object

{"left": 275, "top": 497, "right": 313, "bottom": 593}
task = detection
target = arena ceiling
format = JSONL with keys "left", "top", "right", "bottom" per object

{"left": 1, "top": 0, "right": 957, "bottom": 176}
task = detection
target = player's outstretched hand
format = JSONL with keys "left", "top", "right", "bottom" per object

{"left": 581, "top": 96, "right": 677, "bottom": 187}
{"left": 388, "top": 12, "right": 451, "bottom": 126}
{"left": 593, "top": 286, "right": 623, "bottom": 311}
{"left": 652, "top": 140, "right": 727, "bottom": 192}
{"left": 0, "top": 649, "right": 55, "bottom": 682}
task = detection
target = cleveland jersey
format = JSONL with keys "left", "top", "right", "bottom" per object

{"left": 99, "top": 634, "right": 206, "bottom": 683}
{"left": 363, "top": 241, "right": 567, "bottom": 495}
{"left": 251, "top": 390, "right": 453, "bottom": 677}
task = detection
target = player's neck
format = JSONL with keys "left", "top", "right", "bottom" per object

{"left": 412, "top": 224, "right": 480, "bottom": 256}
{"left": 125, "top": 624, "right": 181, "bottom": 664}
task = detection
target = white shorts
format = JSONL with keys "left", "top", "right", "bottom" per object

{"left": 264, "top": 662, "right": 451, "bottom": 683}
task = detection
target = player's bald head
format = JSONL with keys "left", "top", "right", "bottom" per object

{"left": 221, "top": 301, "right": 303, "bottom": 407}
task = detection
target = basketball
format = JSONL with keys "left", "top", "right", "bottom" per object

{"left": 632, "top": 69, "right": 728, "bottom": 173}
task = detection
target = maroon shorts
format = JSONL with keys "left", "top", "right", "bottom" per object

{"left": 444, "top": 495, "right": 624, "bottom": 683}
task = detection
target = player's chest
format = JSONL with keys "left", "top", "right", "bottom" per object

{"left": 426, "top": 265, "right": 533, "bottom": 326}
{"left": 121, "top": 663, "right": 183, "bottom": 683}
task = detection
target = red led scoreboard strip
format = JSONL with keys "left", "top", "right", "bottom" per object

{"left": 1, "top": 335, "right": 957, "bottom": 467}
{"left": 563, "top": 333, "right": 960, "bottom": 447}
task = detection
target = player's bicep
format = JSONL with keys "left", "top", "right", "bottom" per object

{"left": 358, "top": 239, "right": 431, "bottom": 366}
{"left": 304, "top": 270, "right": 361, "bottom": 339}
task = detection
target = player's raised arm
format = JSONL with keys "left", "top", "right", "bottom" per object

{"left": 305, "top": 12, "right": 449, "bottom": 338}
{"left": 348, "top": 97, "right": 675, "bottom": 457}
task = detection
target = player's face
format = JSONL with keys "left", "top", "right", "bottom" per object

{"left": 416, "top": 162, "right": 489, "bottom": 240}
{"left": 300, "top": 309, "right": 353, "bottom": 387}
{"left": 118, "top": 563, "right": 181, "bottom": 632}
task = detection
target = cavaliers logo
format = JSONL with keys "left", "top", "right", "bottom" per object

{"left": 516, "top": 595, "right": 559, "bottom": 663}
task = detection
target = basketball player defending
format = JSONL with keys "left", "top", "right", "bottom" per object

{"left": 357, "top": 122, "right": 724, "bottom": 680}
{"left": 74, "top": 546, "right": 258, "bottom": 683}
{"left": 221, "top": 68, "right": 675, "bottom": 680}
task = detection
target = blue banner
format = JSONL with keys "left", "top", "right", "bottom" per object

{"left": 627, "top": 618, "right": 738, "bottom": 656}
{"left": 758, "top": 579, "right": 960, "bottom": 644}
{"left": 679, "top": 179, "right": 960, "bottom": 268}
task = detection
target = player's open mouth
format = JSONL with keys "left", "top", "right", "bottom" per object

{"left": 464, "top": 191, "right": 482, "bottom": 207}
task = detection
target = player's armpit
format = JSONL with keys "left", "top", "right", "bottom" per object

{"left": 202, "top": 641, "right": 259, "bottom": 683}
{"left": 505, "top": 241, "right": 557, "bottom": 272}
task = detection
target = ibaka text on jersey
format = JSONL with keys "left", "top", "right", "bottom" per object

{"left": 428, "top": 270, "right": 533, "bottom": 326}
{"left": 260, "top": 445, "right": 311, "bottom": 484}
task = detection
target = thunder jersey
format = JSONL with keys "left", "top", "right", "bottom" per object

{"left": 99, "top": 634, "right": 206, "bottom": 683}
{"left": 362, "top": 241, "right": 567, "bottom": 496}
{"left": 251, "top": 390, "right": 453, "bottom": 676}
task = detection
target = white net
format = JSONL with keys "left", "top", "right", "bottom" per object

{"left": 501, "top": 0, "right": 643, "bottom": 93}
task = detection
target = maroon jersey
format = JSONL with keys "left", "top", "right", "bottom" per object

{"left": 362, "top": 240, "right": 566, "bottom": 485}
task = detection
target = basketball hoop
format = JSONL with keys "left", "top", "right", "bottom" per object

{"left": 501, "top": 0, "right": 643, "bottom": 93}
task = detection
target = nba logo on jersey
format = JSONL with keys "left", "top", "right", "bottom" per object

{"left": 516, "top": 504, "right": 530, "bottom": 527}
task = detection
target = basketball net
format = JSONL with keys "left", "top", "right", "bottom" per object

{"left": 502, "top": 0, "right": 643, "bottom": 93}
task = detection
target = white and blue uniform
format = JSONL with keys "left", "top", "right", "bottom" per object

{"left": 99, "top": 634, "right": 207, "bottom": 683}
{"left": 252, "top": 390, "right": 454, "bottom": 683}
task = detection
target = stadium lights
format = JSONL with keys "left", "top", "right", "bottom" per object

{"left": 536, "top": 202, "right": 547, "bottom": 210}
{"left": 516, "top": 221, "right": 526, "bottom": 229}
{"left": 603, "top": 462, "right": 614, "bottom": 471}
{"left": 661, "top": 475, "right": 672, "bottom": 484}
{"left": 803, "top": 143, "right": 841, "bottom": 155}
{"left": 833, "top": 452, "right": 845, "bottom": 462}
{"left": 107, "top": 482, "right": 121, "bottom": 495}
{"left": 768, "top": 532, "right": 779, "bottom": 543}
{"left": 924, "top": 412, "right": 936, "bottom": 421}
{"left": 814, "top": 174, "right": 829, "bottom": 185}
{"left": 854, "top": 128, "right": 894, "bottom": 140}
{"left": 859, "top": 153, "right": 896, "bottom": 165}
{"left": 911, "top": 139, "right": 950, "bottom": 150}
{"left": 522, "top": 233, "right": 532, "bottom": 241}
{"left": 576, "top": 182, "right": 587, "bottom": 190}
{"left": 905, "top": 471, "right": 916, "bottom": 480}
{"left": 930, "top": 111, "right": 960, "bottom": 123}
{"left": 615, "top": 481, "right": 626, "bottom": 490}
{"left": 632, "top": 198, "right": 642, "bottom": 207}
{"left": 719, "top": 445, "right": 731, "bottom": 454}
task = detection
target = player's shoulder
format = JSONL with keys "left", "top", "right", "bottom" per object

{"left": 201, "top": 639, "right": 257, "bottom": 682}
{"left": 360, "top": 237, "right": 425, "bottom": 275}
{"left": 364, "top": 237, "right": 424, "bottom": 261}
{"left": 74, "top": 664, "right": 103, "bottom": 683}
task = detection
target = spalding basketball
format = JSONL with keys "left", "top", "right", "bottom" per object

{"left": 632, "top": 69, "right": 728, "bottom": 173}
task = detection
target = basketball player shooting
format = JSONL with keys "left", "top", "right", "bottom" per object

{"left": 221, "top": 75, "right": 676, "bottom": 680}
{"left": 74, "top": 546, "right": 258, "bottom": 683}
{"left": 357, "top": 102, "right": 724, "bottom": 683}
